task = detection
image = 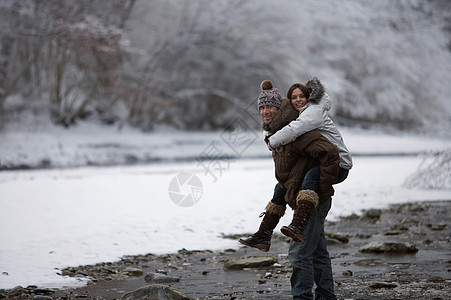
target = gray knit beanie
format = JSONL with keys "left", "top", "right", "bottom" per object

{"left": 257, "top": 80, "right": 282, "bottom": 110}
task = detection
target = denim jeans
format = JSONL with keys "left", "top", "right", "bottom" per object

{"left": 302, "top": 166, "right": 348, "bottom": 192}
{"left": 288, "top": 198, "right": 335, "bottom": 300}
{"left": 270, "top": 166, "right": 348, "bottom": 206}
{"left": 275, "top": 166, "right": 348, "bottom": 299}
{"left": 271, "top": 182, "right": 288, "bottom": 205}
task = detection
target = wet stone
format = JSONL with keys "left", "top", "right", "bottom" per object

{"left": 33, "top": 296, "right": 53, "bottom": 300}
{"left": 369, "top": 282, "right": 398, "bottom": 289}
{"left": 326, "top": 232, "right": 349, "bottom": 244}
{"left": 223, "top": 256, "right": 277, "bottom": 270}
{"left": 354, "top": 259, "right": 387, "bottom": 266}
{"left": 121, "top": 284, "right": 191, "bottom": 300}
{"left": 360, "top": 242, "right": 418, "bottom": 254}
{"left": 32, "top": 288, "right": 55, "bottom": 295}
{"left": 384, "top": 230, "right": 405, "bottom": 236}
{"left": 340, "top": 213, "right": 360, "bottom": 221}
{"left": 8, "top": 286, "right": 25, "bottom": 297}
{"left": 326, "top": 238, "right": 343, "bottom": 246}
{"left": 122, "top": 267, "right": 143, "bottom": 276}
{"left": 391, "top": 223, "right": 409, "bottom": 231}
{"left": 360, "top": 209, "right": 382, "bottom": 223}
{"left": 426, "top": 276, "right": 446, "bottom": 283}
{"left": 430, "top": 224, "right": 447, "bottom": 231}
{"left": 144, "top": 272, "right": 180, "bottom": 283}
{"left": 401, "top": 216, "right": 420, "bottom": 225}
{"left": 408, "top": 204, "right": 426, "bottom": 212}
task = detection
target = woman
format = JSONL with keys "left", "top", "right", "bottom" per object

{"left": 270, "top": 78, "right": 353, "bottom": 240}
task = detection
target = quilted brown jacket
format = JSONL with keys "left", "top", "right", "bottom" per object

{"left": 265, "top": 98, "right": 340, "bottom": 208}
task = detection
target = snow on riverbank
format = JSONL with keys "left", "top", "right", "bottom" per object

{"left": 1, "top": 121, "right": 450, "bottom": 170}
{"left": 0, "top": 123, "right": 450, "bottom": 289}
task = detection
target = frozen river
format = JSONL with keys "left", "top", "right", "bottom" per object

{"left": 1, "top": 156, "right": 450, "bottom": 289}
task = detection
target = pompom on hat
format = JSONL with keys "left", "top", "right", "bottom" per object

{"left": 257, "top": 80, "right": 282, "bottom": 110}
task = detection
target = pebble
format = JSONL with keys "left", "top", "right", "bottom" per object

{"left": 360, "top": 242, "right": 418, "bottom": 254}
{"left": 390, "top": 223, "right": 409, "bottom": 231}
{"left": 122, "top": 267, "right": 143, "bottom": 276}
{"left": 326, "top": 232, "right": 349, "bottom": 243}
{"left": 360, "top": 209, "right": 382, "bottom": 222}
{"left": 144, "top": 272, "right": 180, "bottom": 283}
{"left": 8, "top": 286, "right": 25, "bottom": 297}
{"left": 224, "top": 256, "right": 277, "bottom": 270}
{"left": 354, "top": 259, "right": 386, "bottom": 266}
{"left": 121, "top": 284, "right": 191, "bottom": 300}
{"left": 430, "top": 224, "right": 447, "bottom": 231}
{"left": 369, "top": 282, "right": 398, "bottom": 289}
{"left": 426, "top": 276, "right": 445, "bottom": 283}
{"left": 33, "top": 296, "right": 53, "bottom": 300}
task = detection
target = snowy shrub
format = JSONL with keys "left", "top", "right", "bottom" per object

{"left": 404, "top": 150, "right": 451, "bottom": 190}
{"left": 0, "top": 0, "right": 134, "bottom": 127}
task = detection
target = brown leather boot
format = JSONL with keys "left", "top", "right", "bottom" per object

{"left": 280, "top": 190, "right": 319, "bottom": 242}
{"left": 239, "top": 202, "right": 285, "bottom": 252}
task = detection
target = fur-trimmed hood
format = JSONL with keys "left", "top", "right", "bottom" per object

{"left": 305, "top": 77, "right": 325, "bottom": 104}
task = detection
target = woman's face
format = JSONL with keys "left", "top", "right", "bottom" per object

{"left": 291, "top": 88, "right": 308, "bottom": 111}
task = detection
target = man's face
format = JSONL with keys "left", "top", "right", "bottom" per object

{"left": 259, "top": 105, "right": 278, "bottom": 124}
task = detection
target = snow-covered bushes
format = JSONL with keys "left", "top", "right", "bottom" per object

{"left": 404, "top": 150, "right": 451, "bottom": 190}
{"left": 1, "top": 0, "right": 450, "bottom": 134}
{"left": 0, "top": 0, "right": 134, "bottom": 127}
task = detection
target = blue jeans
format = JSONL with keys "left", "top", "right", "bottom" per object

{"left": 271, "top": 166, "right": 348, "bottom": 206}
{"left": 274, "top": 166, "right": 348, "bottom": 299}
{"left": 271, "top": 181, "right": 288, "bottom": 205}
{"left": 302, "top": 166, "right": 348, "bottom": 192}
{"left": 288, "top": 198, "right": 335, "bottom": 300}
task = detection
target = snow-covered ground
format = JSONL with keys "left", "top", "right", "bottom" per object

{"left": 0, "top": 123, "right": 450, "bottom": 289}
{"left": 1, "top": 121, "right": 450, "bottom": 170}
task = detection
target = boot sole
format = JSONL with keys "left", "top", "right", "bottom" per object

{"left": 238, "top": 239, "right": 270, "bottom": 252}
{"left": 280, "top": 226, "right": 304, "bottom": 242}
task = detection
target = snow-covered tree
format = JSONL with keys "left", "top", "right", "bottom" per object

{"left": 121, "top": 0, "right": 288, "bottom": 130}
{"left": 1, "top": 0, "right": 450, "bottom": 135}
{"left": 0, "top": 0, "right": 135, "bottom": 126}
{"left": 404, "top": 149, "right": 451, "bottom": 190}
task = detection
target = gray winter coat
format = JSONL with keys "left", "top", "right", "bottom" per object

{"left": 268, "top": 78, "right": 353, "bottom": 170}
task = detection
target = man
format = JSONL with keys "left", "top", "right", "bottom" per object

{"left": 239, "top": 80, "right": 340, "bottom": 299}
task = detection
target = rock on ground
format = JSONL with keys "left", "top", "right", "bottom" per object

{"left": 121, "top": 284, "right": 191, "bottom": 300}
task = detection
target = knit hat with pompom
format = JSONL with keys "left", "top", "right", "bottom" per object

{"left": 257, "top": 80, "right": 282, "bottom": 110}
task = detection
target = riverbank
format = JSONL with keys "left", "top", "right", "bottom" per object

{"left": 2, "top": 200, "right": 450, "bottom": 299}
{"left": 1, "top": 121, "right": 449, "bottom": 171}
